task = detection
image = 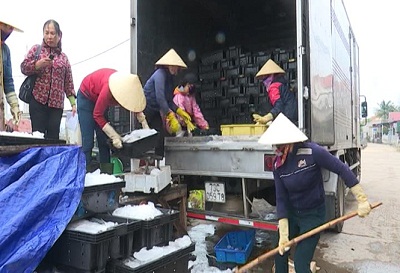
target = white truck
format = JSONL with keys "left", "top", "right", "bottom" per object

{"left": 129, "top": 0, "right": 365, "bottom": 233}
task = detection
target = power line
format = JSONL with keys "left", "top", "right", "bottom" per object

{"left": 71, "top": 38, "right": 130, "bottom": 66}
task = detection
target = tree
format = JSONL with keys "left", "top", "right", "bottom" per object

{"left": 374, "top": 100, "right": 399, "bottom": 120}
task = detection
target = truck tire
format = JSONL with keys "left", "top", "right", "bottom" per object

{"left": 331, "top": 178, "right": 346, "bottom": 232}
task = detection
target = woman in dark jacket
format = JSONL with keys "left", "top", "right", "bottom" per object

{"left": 252, "top": 59, "right": 298, "bottom": 125}
{"left": 143, "top": 48, "right": 194, "bottom": 157}
{"left": 1, "top": 16, "right": 23, "bottom": 124}
{"left": 258, "top": 113, "right": 371, "bottom": 273}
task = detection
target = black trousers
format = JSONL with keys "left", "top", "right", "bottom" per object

{"left": 274, "top": 203, "right": 325, "bottom": 273}
{"left": 29, "top": 97, "right": 63, "bottom": 139}
{"left": 143, "top": 108, "right": 168, "bottom": 158}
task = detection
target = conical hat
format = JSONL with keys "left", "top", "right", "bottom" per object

{"left": 258, "top": 113, "right": 308, "bottom": 145}
{"left": 109, "top": 72, "right": 146, "bottom": 112}
{"left": 155, "top": 49, "right": 187, "bottom": 68}
{"left": 255, "top": 59, "right": 285, "bottom": 79}
{"left": 0, "top": 15, "right": 23, "bottom": 32}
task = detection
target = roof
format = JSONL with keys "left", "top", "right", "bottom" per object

{"left": 388, "top": 112, "right": 400, "bottom": 122}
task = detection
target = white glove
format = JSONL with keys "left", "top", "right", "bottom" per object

{"left": 278, "top": 218, "right": 290, "bottom": 255}
{"left": 5, "top": 92, "right": 21, "bottom": 124}
{"left": 350, "top": 184, "right": 371, "bottom": 217}
{"left": 102, "top": 123, "right": 122, "bottom": 149}
{"left": 136, "top": 112, "right": 149, "bottom": 129}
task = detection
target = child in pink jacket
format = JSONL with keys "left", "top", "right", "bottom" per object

{"left": 173, "top": 74, "right": 209, "bottom": 131}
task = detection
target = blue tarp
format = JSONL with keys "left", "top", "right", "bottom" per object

{"left": 0, "top": 146, "right": 85, "bottom": 273}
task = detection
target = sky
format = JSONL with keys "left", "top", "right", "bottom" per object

{"left": 4, "top": 0, "right": 400, "bottom": 116}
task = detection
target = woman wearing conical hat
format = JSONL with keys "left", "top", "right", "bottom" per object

{"left": 143, "top": 48, "right": 195, "bottom": 157}
{"left": 1, "top": 16, "right": 23, "bottom": 125}
{"left": 77, "top": 68, "right": 146, "bottom": 169}
{"left": 252, "top": 59, "right": 298, "bottom": 125}
{"left": 259, "top": 114, "right": 371, "bottom": 273}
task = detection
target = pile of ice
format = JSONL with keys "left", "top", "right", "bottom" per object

{"left": 112, "top": 202, "right": 163, "bottom": 220}
{"left": 122, "top": 129, "right": 157, "bottom": 143}
{"left": 124, "top": 235, "right": 193, "bottom": 269}
{"left": 66, "top": 218, "right": 118, "bottom": 234}
{"left": 0, "top": 131, "right": 44, "bottom": 138}
{"left": 84, "top": 169, "right": 123, "bottom": 187}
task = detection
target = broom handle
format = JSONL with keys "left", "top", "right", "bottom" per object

{"left": 236, "top": 202, "right": 382, "bottom": 273}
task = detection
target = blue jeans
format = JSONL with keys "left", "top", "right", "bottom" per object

{"left": 274, "top": 203, "right": 326, "bottom": 273}
{"left": 77, "top": 90, "right": 110, "bottom": 164}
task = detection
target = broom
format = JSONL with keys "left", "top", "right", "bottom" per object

{"left": 235, "top": 202, "right": 383, "bottom": 273}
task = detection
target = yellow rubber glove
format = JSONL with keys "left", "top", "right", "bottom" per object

{"left": 350, "top": 184, "right": 371, "bottom": 217}
{"left": 278, "top": 218, "right": 290, "bottom": 255}
{"left": 136, "top": 112, "right": 150, "bottom": 129}
{"left": 166, "top": 111, "right": 182, "bottom": 134}
{"left": 176, "top": 108, "right": 192, "bottom": 123}
{"left": 102, "top": 123, "right": 123, "bottom": 149}
{"left": 252, "top": 113, "right": 273, "bottom": 124}
{"left": 5, "top": 92, "right": 21, "bottom": 124}
{"left": 186, "top": 120, "right": 196, "bottom": 132}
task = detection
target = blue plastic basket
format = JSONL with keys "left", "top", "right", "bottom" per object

{"left": 214, "top": 229, "right": 256, "bottom": 264}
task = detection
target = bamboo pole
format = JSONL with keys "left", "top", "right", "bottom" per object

{"left": 236, "top": 202, "right": 383, "bottom": 273}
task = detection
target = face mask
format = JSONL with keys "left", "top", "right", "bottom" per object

{"left": 263, "top": 75, "right": 274, "bottom": 90}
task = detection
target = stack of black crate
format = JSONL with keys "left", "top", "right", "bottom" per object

{"left": 199, "top": 46, "right": 297, "bottom": 130}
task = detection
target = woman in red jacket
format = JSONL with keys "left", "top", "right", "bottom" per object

{"left": 21, "top": 19, "right": 75, "bottom": 139}
{"left": 77, "top": 68, "right": 146, "bottom": 168}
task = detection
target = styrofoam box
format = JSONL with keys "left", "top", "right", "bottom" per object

{"left": 124, "top": 166, "right": 171, "bottom": 193}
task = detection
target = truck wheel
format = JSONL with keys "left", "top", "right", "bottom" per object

{"left": 332, "top": 178, "right": 345, "bottom": 232}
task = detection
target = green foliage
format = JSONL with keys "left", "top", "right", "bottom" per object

{"left": 374, "top": 100, "right": 400, "bottom": 120}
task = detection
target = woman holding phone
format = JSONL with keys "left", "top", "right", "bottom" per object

{"left": 21, "top": 19, "right": 75, "bottom": 139}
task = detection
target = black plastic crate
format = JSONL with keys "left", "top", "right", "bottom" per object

{"left": 50, "top": 216, "right": 129, "bottom": 272}
{"left": 112, "top": 131, "right": 159, "bottom": 158}
{"left": 234, "top": 113, "right": 253, "bottom": 124}
{"left": 201, "top": 50, "right": 227, "bottom": 65}
{"left": 106, "top": 242, "right": 195, "bottom": 273}
{"left": 199, "top": 62, "right": 220, "bottom": 73}
{"left": 225, "top": 66, "right": 244, "bottom": 78}
{"left": 220, "top": 98, "right": 230, "bottom": 107}
{"left": 132, "top": 208, "right": 180, "bottom": 251}
{"left": 201, "top": 98, "right": 220, "bottom": 110}
{"left": 239, "top": 53, "right": 254, "bottom": 66}
{"left": 254, "top": 52, "right": 271, "bottom": 66}
{"left": 98, "top": 214, "right": 143, "bottom": 259}
{"left": 245, "top": 84, "right": 263, "bottom": 95}
{"left": 226, "top": 46, "right": 243, "bottom": 59}
{"left": 199, "top": 70, "right": 221, "bottom": 81}
{"left": 72, "top": 182, "right": 125, "bottom": 221}
{"left": 220, "top": 58, "right": 237, "bottom": 68}
{"left": 109, "top": 106, "right": 130, "bottom": 125}
{"left": 235, "top": 95, "right": 250, "bottom": 105}
{"left": 201, "top": 89, "right": 222, "bottom": 100}
{"left": 243, "top": 64, "right": 259, "bottom": 77}
{"left": 201, "top": 80, "right": 220, "bottom": 90}
{"left": 227, "top": 86, "right": 245, "bottom": 96}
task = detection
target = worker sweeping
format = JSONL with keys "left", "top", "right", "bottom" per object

{"left": 252, "top": 59, "right": 297, "bottom": 125}
{"left": 258, "top": 113, "right": 371, "bottom": 273}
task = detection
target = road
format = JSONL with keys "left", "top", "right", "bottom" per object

{"left": 316, "top": 143, "right": 400, "bottom": 273}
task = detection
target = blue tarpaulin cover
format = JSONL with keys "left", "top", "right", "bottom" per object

{"left": 0, "top": 146, "right": 85, "bottom": 273}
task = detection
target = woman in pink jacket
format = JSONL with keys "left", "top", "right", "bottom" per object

{"left": 173, "top": 74, "right": 209, "bottom": 132}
